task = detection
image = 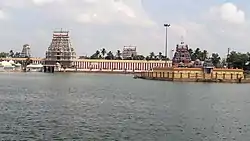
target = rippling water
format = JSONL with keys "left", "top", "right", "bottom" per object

{"left": 1, "top": 72, "right": 250, "bottom": 140}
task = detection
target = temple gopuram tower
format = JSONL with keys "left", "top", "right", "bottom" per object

{"left": 21, "top": 44, "right": 31, "bottom": 58}
{"left": 172, "top": 41, "right": 191, "bottom": 67}
{"left": 45, "top": 30, "right": 76, "bottom": 68}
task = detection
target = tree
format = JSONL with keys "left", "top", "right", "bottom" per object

{"left": 158, "top": 52, "right": 163, "bottom": 60}
{"left": 133, "top": 55, "right": 145, "bottom": 60}
{"left": 90, "top": 50, "right": 101, "bottom": 59}
{"left": 101, "top": 48, "right": 106, "bottom": 58}
{"left": 14, "top": 52, "right": 21, "bottom": 58}
{"left": 193, "top": 48, "right": 201, "bottom": 60}
{"left": 211, "top": 53, "right": 221, "bottom": 67}
{"left": 9, "top": 50, "right": 14, "bottom": 58}
{"left": 201, "top": 50, "right": 208, "bottom": 61}
{"left": 227, "top": 51, "right": 249, "bottom": 69}
{"left": 116, "top": 50, "right": 122, "bottom": 60}
{"left": 105, "top": 51, "right": 114, "bottom": 60}
{"left": 0, "top": 52, "right": 8, "bottom": 58}
{"left": 149, "top": 52, "right": 155, "bottom": 60}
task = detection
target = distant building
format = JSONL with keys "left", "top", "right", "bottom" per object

{"left": 45, "top": 30, "right": 77, "bottom": 68}
{"left": 122, "top": 46, "right": 137, "bottom": 59}
{"left": 21, "top": 44, "right": 31, "bottom": 58}
{"left": 172, "top": 42, "right": 191, "bottom": 67}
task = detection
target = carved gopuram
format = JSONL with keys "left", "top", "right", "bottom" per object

{"left": 21, "top": 44, "right": 31, "bottom": 58}
{"left": 44, "top": 30, "right": 76, "bottom": 72}
{"left": 172, "top": 42, "right": 191, "bottom": 67}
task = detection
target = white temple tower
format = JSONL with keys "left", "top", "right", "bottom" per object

{"left": 45, "top": 30, "right": 77, "bottom": 68}
{"left": 21, "top": 44, "right": 31, "bottom": 58}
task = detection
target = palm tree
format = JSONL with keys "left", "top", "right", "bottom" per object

{"left": 158, "top": 52, "right": 163, "bottom": 60}
{"left": 149, "top": 52, "right": 155, "bottom": 60}
{"left": 14, "top": 52, "right": 21, "bottom": 58}
{"left": 211, "top": 53, "right": 221, "bottom": 67}
{"left": 90, "top": 50, "right": 100, "bottom": 59}
{"left": 136, "top": 55, "right": 145, "bottom": 60}
{"left": 105, "top": 51, "right": 114, "bottom": 60}
{"left": 116, "top": 50, "right": 122, "bottom": 59}
{"left": 9, "top": 50, "right": 14, "bottom": 58}
{"left": 101, "top": 48, "right": 106, "bottom": 58}
{"left": 202, "top": 50, "right": 208, "bottom": 61}
{"left": 193, "top": 48, "right": 200, "bottom": 60}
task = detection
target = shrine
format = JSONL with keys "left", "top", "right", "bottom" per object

{"left": 172, "top": 42, "right": 191, "bottom": 67}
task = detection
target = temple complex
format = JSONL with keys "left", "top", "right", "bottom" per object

{"left": 172, "top": 41, "right": 191, "bottom": 67}
{"left": 45, "top": 30, "right": 76, "bottom": 68}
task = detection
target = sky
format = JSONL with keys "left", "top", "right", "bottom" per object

{"left": 0, "top": 0, "right": 250, "bottom": 57}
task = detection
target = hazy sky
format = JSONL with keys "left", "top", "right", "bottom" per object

{"left": 0, "top": 0, "right": 249, "bottom": 57}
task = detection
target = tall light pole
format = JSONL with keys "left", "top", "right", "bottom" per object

{"left": 164, "top": 24, "right": 170, "bottom": 63}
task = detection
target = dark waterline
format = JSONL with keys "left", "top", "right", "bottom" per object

{"left": 0, "top": 72, "right": 250, "bottom": 140}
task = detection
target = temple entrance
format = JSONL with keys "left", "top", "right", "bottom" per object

{"left": 204, "top": 68, "right": 213, "bottom": 74}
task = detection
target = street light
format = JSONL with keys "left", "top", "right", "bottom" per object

{"left": 164, "top": 24, "right": 170, "bottom": 63}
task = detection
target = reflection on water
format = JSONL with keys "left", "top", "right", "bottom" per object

{"left": 0, "top": 73, "right": 250, "bottom": 140}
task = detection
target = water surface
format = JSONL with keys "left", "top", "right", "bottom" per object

{"left": 0, "top": 72, "right": 250, "bottom": 140}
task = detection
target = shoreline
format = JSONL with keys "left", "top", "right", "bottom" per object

{"left": 0, "top": 69, "right": 143, "bottom": 75}
{"left": 134, "top": 75, "right": 250, "bottom": 84}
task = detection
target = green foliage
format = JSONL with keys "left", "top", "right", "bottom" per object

{"left": 105, "top": 51, "right": 114, "bottom": 60}
{"left": 211, "top": 53, "right": 221, "bottom": 67}
{"left": 116, "top": 50, "right": 122, "bottom": 60}
{"left": 90, "top": 50, "right": 101, "bottom": 59}
{"left": 0, "top": 52, "right": 8, "bottom": 58}
{"left": 227, "top": 51, "right": 250, "bottom": 69}
{"left": 188, "top": 48, "right": 208, "bottom": 61}
{"left": 100, "top": 48, "right": 106, "bottom": 58}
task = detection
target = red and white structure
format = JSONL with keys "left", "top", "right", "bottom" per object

{"left": 1, "top": 58, "right": 172, "bottom": 71}
{"left": 73, "top": 60, "right": 172, "bottom": 71}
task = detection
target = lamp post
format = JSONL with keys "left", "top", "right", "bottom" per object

{"left": 164, "top": 24, "right": 170, "bottom": 64}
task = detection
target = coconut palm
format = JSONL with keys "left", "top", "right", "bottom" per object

{"left": 116, "top": 50, "right": 122, "bottom": 59}
{"left": 149, "top": 52, "right": 155, "bottom": 60}
{"left": 101, "top": 48, "right": 106, "bottom": 58}
{"left": 158, "top": 52, "right": 163, "bottom": 60}
{"left": 90, "top": 50, "right": 100, "bottom": 59}
{"left": 105, "top": 51, "right": 114, "bottom": 60}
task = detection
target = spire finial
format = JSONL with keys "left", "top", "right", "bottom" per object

{"left": 180, "top": 36, "right": 184, "bottom": 44}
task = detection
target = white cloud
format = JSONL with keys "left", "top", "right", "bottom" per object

{"left": 209, "top": 2, "right": 246, "bottom": 24}
{"left": 164, "top": 2, "right": 250, "bottom": 57}
{"left": 0, "top": 0, "right": 158, "bottom": 56}
{"left": 29, "top": 0, "right": 155, "bottom": 26}
{"left": 73, "top": 0, "right": 155, "bottom": 26}
{"left": 32, "top": 0, "right": 65, "bottom": 6}
{"left": 0, "top": 0, "right": 155, "bottom": 26}
{"left": 172, "top": 2, "right": 249, "bottom": 50}
{"left": 0, "top": 0, "right": 249, "bottom": 57}
{"left": 0, "top": 10, "right": 6, "bottom": 19}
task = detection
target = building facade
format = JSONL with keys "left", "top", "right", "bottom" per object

{"left": 73, "top": 60, "right": 172, "bottom": 71}
{"left": 1, "top": 58, "right": 172, "bottom": 71}
{"left": 122, "top": 46, "right": 137, "bottom": 59}
{"left": 45, "top": 30, "right": 76, "bottom": 68}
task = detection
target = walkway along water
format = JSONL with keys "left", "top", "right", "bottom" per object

{"left": 135, "top": 67, "right": 250, "bottom": 83}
